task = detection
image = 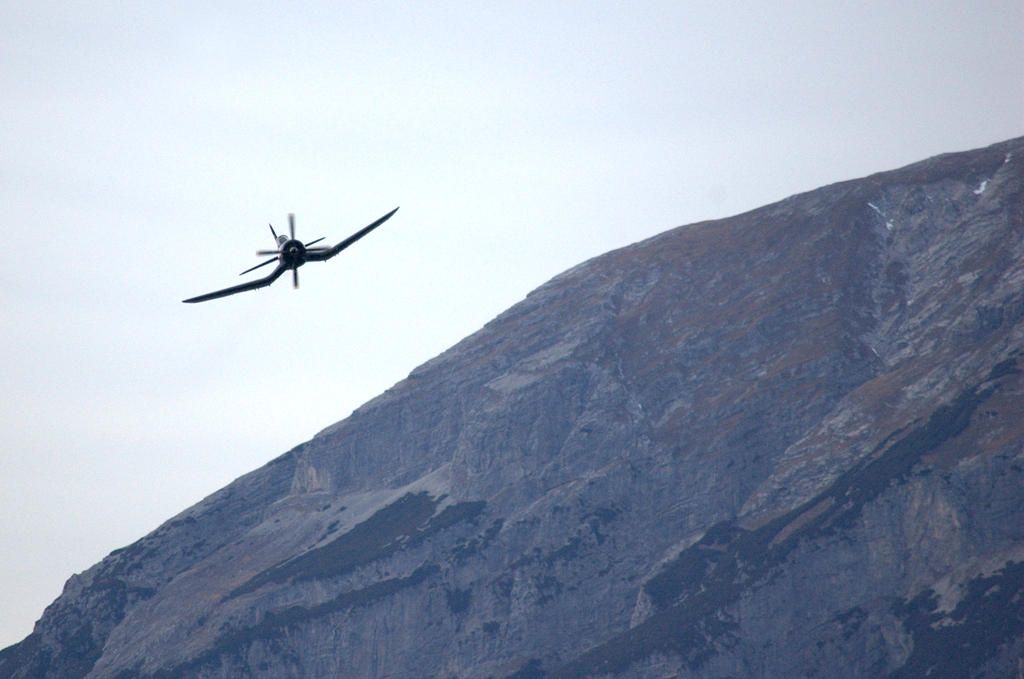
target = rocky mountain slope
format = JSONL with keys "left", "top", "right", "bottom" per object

{"left": 3, "top": 137, "right": 1023, "bottom": 678}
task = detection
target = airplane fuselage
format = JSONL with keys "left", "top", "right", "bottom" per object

{"left": 278, "top": 238, "right": 307, "bottom": 268}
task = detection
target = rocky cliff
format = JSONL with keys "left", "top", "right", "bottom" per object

{"left": 3, "top": 137, "right": 1023, "bottom": 678}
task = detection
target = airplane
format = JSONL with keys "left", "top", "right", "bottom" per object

{"left": 183, "top": 207, "right": 399, "bottom": 303}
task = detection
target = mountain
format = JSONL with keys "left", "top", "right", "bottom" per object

{"left": 3, "top": 137, "right": 1023, "bottom": 679}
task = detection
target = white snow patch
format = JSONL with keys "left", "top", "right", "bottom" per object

{"left": 867, "top": 202, "right": 895, "bottom": 231}
{"left": 973, "top": 180, "right": 988, "bottom": 195}
{"left": 1005, "top": 152, "right": 1013, "bottom": 165}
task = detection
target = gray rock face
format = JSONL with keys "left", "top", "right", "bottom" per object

{"left": 3, "top": 138, "right": 1023, "bottom": 679}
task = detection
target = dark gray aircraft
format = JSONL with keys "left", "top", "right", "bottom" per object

{"left": 183, "top": 207, "right": 399, "bottom": 303}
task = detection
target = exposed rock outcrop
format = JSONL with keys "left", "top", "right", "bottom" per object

{"left": 3, "top": 137, "right": 1023, "bottom": 678}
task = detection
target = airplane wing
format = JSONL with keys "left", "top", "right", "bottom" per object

{"left": 304, "top": 207, "right": 400, "bottom": 262}
{"left": 182, "top": 263, "right": 288, "bottom": 303}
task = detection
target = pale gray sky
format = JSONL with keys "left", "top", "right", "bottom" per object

{"left": 1, "top": 1, "right": 1021, "bottom": 648}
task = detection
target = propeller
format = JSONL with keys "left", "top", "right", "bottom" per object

{"left": 242, "top": 213, "right": 328, "bottom": 278}
{"left": 255, "top": 235, "right": 328, "bottom": 256}
{"left": 239, "top": 257, "right": 279, "bottom": 276}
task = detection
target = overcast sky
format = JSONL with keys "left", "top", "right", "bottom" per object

{"left": 1, "top": 1, "right": 1021, "bottom": 649}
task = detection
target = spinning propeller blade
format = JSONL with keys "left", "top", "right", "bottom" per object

{"left": 293, "top": 268, "right": 299, "bottom": 288}
{"left": 240, "top": 257, "right": 279, "bottom": 276}
{"left": 305, "top": 237, "right": 326, "bottom": 247}
{"left": 289, "top": 213, "right": 295, "bottom": 240}
{"left": 269, "top": 223, "right": 278, "bottom": 242}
